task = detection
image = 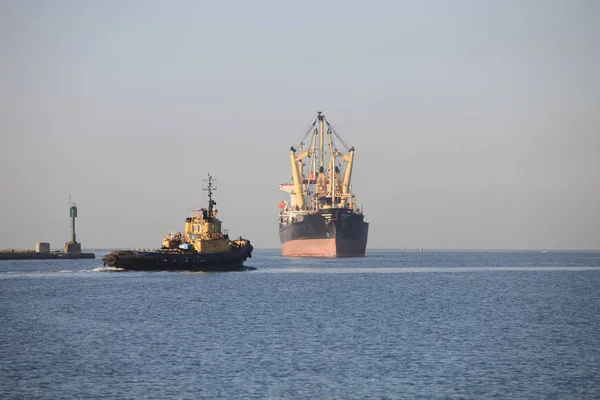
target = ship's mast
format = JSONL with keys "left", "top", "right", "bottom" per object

{"left": 203, "top": 174, "right": 217, "bottom": 218}
{"left": 308, "top": 127, "right": 318, "bottom": 185}
{"left": 327, "top": 128, "right": 335, "bottom": 199}
{"left": 289, "top": 146, "right": 306, "bottom": 209}
{"left": 340, "top": 146, "right": 355, "bottom": 207}
{"left": 283, "top": 112, "right": 356, "bottom": 212}
{"left": 318, "top": 111, "right": 325, "bottom": 170}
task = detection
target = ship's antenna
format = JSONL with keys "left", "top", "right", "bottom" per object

{"left": 203, "top": 173, "right": 218, "bottom": 218}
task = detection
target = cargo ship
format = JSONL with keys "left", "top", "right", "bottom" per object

{"left": 102, "top": 175, "right": 253, "bottom": 271}
{"left": 278, "top": 112, "right": 368, "bottom": 257}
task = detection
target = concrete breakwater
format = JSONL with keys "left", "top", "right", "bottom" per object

{"left": 1, "top": 201, "right": 95, "bottom": 261}
{"left": 0, "top": 250, "right": 95, "bottom": 260}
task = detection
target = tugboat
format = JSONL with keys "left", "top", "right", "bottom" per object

{"left": 278, "top": 111, "right": 369, "bottom": 257}
{"left": 102, "top": 175, "right": 253, "bottom": 271}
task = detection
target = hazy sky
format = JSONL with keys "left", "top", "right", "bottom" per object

{"left": 1, "top": 0, "right": 599, "bottom": 250}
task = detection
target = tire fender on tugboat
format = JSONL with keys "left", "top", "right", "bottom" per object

{"left": 103, "top": 254, "right": 117, "bottom": 267}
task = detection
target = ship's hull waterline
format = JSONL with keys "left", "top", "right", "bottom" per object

{"left": 281, "top": 238, "right": 367, "bottom": 257}
{"left": 279, "top": 209, "right": 368, "bottom": 257}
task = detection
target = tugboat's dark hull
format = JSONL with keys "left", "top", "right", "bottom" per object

{"left": 279, "top": 209, "right": 368, "bottom": 257}
{"left": 102, "top": 242, "right": 253, "bottom": 271}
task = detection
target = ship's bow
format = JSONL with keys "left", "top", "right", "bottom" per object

{"left": 280, "top": 210, "right": 368, "bottom": 257}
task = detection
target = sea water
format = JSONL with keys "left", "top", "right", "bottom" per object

{"left": 1, "top": 250, "right": 599, "bottom": 399}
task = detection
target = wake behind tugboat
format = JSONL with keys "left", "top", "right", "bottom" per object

{"left": 102, "top": 175, "right": 253, "bottom": 272}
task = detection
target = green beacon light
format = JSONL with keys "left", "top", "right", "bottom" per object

{"left": 69, "top": 202, "right": 78, "bottom": 244}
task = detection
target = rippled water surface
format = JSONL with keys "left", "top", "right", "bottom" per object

{"left": 2, "top": 249, "right": 600, "bottom": 399}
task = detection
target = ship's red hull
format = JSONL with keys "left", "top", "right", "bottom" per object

{"left": 281, "top": 237, "right": 367, "bottom": 257}
{"left": 279, "top": 208, "right": 368, "bottom": 257}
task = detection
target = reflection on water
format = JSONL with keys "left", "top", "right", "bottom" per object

{"left": 260, "top": 266, "right": 600, "bottom": 273}
{"left": 1, "top": 249, "right": 600, "bottom": 278}
{"left": 2, "top": 249, "right": 600, "bottom": 399}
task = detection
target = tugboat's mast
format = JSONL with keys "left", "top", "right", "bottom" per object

{"left": 203, "top": 174, "right": 217, "bottom": 218}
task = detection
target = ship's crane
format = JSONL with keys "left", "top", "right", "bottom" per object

{"left": 285, "top": 112, "right": 357, "bottom": 212}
